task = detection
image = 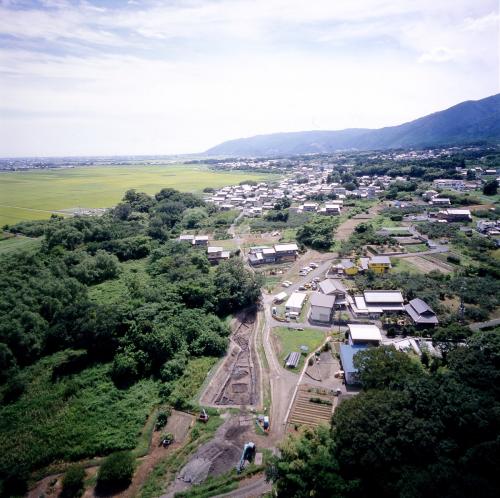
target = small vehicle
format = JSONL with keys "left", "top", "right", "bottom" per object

{"left": 272, "top": 307, "right": 277, "bottom": 315}
{"left": 296, "top": 327, "right": 304, "bottom": 331}
{"left": 282, "top": 282, "right": 291, "bottom": 287}
{"left": 299, "top": 271, "right": 307, "bottom": 276}
{"left": 304, "top": 283, "right": 312, "bottom": 289}
{"left": 199, "top": 409, "right": 209, "bottom": 423}
{"left": 313, "top": 277, "right": 321, "bottom": 283}
{"left": 298, "top": 285, "right": 306, "bottom": 291}
{"left": 160, "top": 432, "right": 174, "bottom": 447}
{"left": 309, "top": 262, "right": 318, "bottom": 268}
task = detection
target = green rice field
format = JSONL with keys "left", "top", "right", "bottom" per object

{"left": 0, "top": 164, "right": 275, "bottom": 226}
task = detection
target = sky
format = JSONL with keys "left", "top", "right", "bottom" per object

{"left": 0, "top": 0, "right": 498, "bottom": 157}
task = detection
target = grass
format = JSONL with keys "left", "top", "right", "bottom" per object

{"left": 0, "top": 165, "right": 275, "bottom": 226}
{"left": 0, "top": 235, "right": 41, "bottom": 255}
{"left": 88, "top": 258, "right": 151, "bottom": 305}
{"left": 390, "top": 258, "right": 423, "bottom": 274}
{"left": 272, "top": 327, "right": 327, "bottom": 371}
{"left": 168, "top": 356, "right": 219, "bottom": 405}
{"left": 404, "top": 243, "right": 428, "bottom": 253}
{"left": 0, "top": 351, "right": 160, "bottom": 478}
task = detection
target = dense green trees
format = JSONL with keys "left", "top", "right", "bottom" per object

{"left": 296, "top": 216, "right": 338, "bottom": 250}
{"left": 0, "top": 187, "right": 264, "bottom": 494}
{"left": 483, "top": 179, "right": 498, "bottom": 196}
{"left": 266, "top": 330, "right": 500, "bottom": 498}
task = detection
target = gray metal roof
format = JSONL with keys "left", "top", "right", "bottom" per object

{"left": 285, "top": 352, "right": 301, "bottom": 368}
{"left": 310, "top": 292, "right": 336, "bottom": 309}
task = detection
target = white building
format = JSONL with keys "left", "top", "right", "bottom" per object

{"left": 347, "top": 324, "right": 382, "bottom": 346}
{"left": 285, "top": 292, "right": 307, "bottom": 314}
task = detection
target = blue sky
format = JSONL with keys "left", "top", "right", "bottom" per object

{"left": 0, "top": 0, "right": 498, "bottom": 156}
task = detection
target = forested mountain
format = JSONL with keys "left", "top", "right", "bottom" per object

{"left": 206, "top": 94, "right": 500, "bottom": 156}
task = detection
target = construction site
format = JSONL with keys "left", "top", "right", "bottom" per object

{"left": 200, "top": 308, "right": 261, "bottom": 407}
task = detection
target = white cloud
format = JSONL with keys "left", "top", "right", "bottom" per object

{"left": 418, "top": 47, "right": 465, "bottom": 63}
{"left": 0, "top": 0, "right": 498, "bottom": 156}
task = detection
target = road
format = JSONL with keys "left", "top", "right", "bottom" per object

{"left": 470, "top": 318, "right": 500, "bottom": 331}
{"left": 214, "top": 476, "right": 272, "bottom": 498}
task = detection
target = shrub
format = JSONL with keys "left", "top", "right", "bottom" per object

{"left": 61, "top": 465, "right": 85, "bottom": 498}
{"left": 96, "top": 451, "right": 135, "bottom": 493}
{"left": 155, "top": 410, "right": 170, "bottom": 431}
{"left": 447, "top": 254, "right": 461, "bottom": 265}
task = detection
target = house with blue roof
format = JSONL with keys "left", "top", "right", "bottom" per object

{"left": 339, "top": 344, "right": 368, "bottom": 385}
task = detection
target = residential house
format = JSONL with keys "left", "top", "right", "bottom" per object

{"left": 350, "top": 290, "right": 404, "bottom": 317}
{"left": 347, "top": 323, "right": 382, "bottom": 346}
{"left": 339, "top": 344, "right": 368, "bottom": 385}
{"left": 207, "top": 246, "right": 231, "bottom": 264}
{"left": 437, "top": 209, "right": 472, "bottom": 222}
{"left": 318, "top": 279, "right": 347, "bottom": 307}
{"left": 405, "top": 298, "right": 439, "bottom": 327}
{"left": 367, "top": 256, "right": 392, "bottom": 274}
{"left": 285, "top": 292, "right": 307, "bottom": 314}
{"left": 309, "top": 293, "right": 336, "bottom": 323}
{"left": 341, "top": 259, "right": 358, "bottom": 276}
{"left": 433, "top": 179, "right": 465, "bottom": 190}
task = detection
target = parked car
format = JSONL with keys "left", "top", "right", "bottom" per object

{"left": 298, "top": 285, "right": 306, "bottom": 291}
{"left": 282, "top": 282, "right": 291, "bottom": 287}
{"left": 309, "top": 262, "right": 318, "bottom": 268}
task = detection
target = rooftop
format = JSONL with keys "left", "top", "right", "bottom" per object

{"left": 339, "top": 344, "right": 368, "bottom": 374}
{"left": 310, "top": 292, "right": 336, "bottom": 308}
{"left": 364, "top": 290, "right": 404, "bottom": 304}
{"left": 348, "top": 323, "right": 383, "bottom": 342}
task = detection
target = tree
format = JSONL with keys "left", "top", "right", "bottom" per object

{"left": 123, "top": 189, "right": 154, "bottom": 212}
{"left": 61, "top": 465, "right": 85, "bottom": 498}
{"left": 213, "top": 259, "right": 263, "bottom": 314}
{"left": 483, "top": 179, "right": 498, "bottom": 196}
{"left": 447, "top": 330, "right": 500, "bottom": 398}
{"left": 353, "top": 346, "right": 422, "bottom": 390}
{"left": 181, "top": 207, "right": 208, "bottom": 229}
{"left": 266, "top": 426, "right": 353, "bottom": 498}
{"left": 96, "top": 451, "right": 135, "bottom": 493}
{"left": 296, "top": 216, "right": 337, "bottom": 250}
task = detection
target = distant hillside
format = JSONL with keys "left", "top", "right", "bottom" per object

{"left": 206, "top": 94, "right": 500, "bottom": 156}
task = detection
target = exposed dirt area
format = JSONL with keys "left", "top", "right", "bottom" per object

{"left": 336, "top": 204, "right": 381, "bottom": 241}
{"left": 200, "top": 309, "right": 260, "bottom": 407}
{"left": 163, "top": 412, "right": 268, "bottom": 498}
{"left": 287, "top": 384, "right": 336, "bottom": 428}
{"left": 403, "top": 255, "right": 453, "bottom": 274}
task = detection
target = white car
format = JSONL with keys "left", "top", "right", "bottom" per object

{"left": 282, "top": 282, "right": 291, "bottom": 287}
{"left": 309, "top": 262, "right": 318, "bottom": 269}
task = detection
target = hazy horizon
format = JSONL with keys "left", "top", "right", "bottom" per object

{"left": 0, "top": 0, "right": 498, "bottom": 157}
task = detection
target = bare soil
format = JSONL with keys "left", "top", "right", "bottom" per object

{"left": 200, "top": 309, "right": 260, "bottom": 408}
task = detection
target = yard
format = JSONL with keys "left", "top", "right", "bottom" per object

{"left": 272, "top": 327, "right": 327, "bottom": 371}
{"left": 390, "top": 257, "right": 423, "bottom": 274}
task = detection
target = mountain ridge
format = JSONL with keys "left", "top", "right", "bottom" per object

{"left": 205, "top": 94, "right": 500, "bottom": 156}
